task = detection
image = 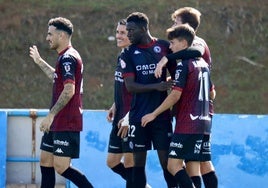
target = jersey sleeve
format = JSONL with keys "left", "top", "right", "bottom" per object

{"left": 120, "top": 48, "right": 135, "bottom": 78}
{"left": 166, "top": 47, "right": 202, "bottom": 61}
{"left": 173, "top": 61, "right": 189, "bottom": 91}
{"left": 59, "top": 54, "right": 77, "bottom": 84}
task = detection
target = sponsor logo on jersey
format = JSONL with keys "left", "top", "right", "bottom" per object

{"left": 169, "top": 150, "right": 177, "bottom": 156}
{"left": 134, "top": 50, "right": 141, "bottom": 54}
{"left": 55, "top": 148, "right": 64, "bottom": 154}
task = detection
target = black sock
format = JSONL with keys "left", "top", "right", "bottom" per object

{"left": 202, "top": 171, "right": 218, "bottom": 188}
{"left": 132, "top": 166, "right": 146, "bottom": 188}
{"left": 174, "top": 169, "right": 194, "bottom": 188}
{"left": 191, "top": 176, "right": 201, "bottom": 188}
{"left": 61, "top": 167, "right": 93, "bottom": 188}
{"left": 163, "top": 169, "right": 177, "bottom": 188}
{"left": 126, "top": 167, "right": 134, "bottom": 188}
{"left": 40, "top": 166, "right": 55, "bottom": 188}
{"left": 111, "top": 162, "right": 127, "bottom": 180}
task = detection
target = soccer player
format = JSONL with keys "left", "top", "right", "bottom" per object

{"left": 106, "top": 19, "right": 135, "bottom": 188}
{"left": 141, "top": 24, "right": 216, "bottom": 188}
{"left": 154, "top": 7, "right": 218, "bottom": 188}
{"left": 29, "top": 17, "right": 93, "bottom": 188}
{"left": 119, "top": 12, "right": 178, "bottom": 188}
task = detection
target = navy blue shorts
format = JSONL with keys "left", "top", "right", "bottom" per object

{"left": 108, "top": 125, "right": 132, "bottom": 153}
{"left": 129, "top": 120, "right": 173, "bottom": 152}
{"left": 168, "top": 134, "right": 205, "bottom": 161}
{"left": 40, "top": 131, "right": 80, "bottom": 159}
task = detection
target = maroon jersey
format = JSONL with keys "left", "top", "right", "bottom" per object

{"left": 192, "top": 36, "right": 212, "bottom": 69}
{"left": 50, "top": 46, "right": 83, "bottom": 132}
{"left": 173, "top": 58, "right": 214, "bottom": 134}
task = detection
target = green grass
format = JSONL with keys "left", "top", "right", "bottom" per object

{"left": 0, "top": 0, "right": 267, "bottom": 114}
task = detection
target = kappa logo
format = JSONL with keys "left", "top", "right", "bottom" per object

{"left": 134, "top": 50, "right": 141, "bottom": 54}
{"left": 169, "top": 150, "right": 177, "bottom": 156}
{"left": 55, "top": 148, "right": 64, "bottom": 154}
{"left": 190, "top": 114, "right": 199, "bottom": 120}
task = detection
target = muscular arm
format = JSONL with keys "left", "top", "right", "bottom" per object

{"left": 141, "top": 90, "right": 181, "bottom": 126}
{"left": 50, "top": 83, "right": 75, "bottom": 116}
{"left": 35, "top": 58, "right": 55, "bottom": 80}
{"left": 39, "top": 82, "right": 75, "bottom": 132}
{"left": 124, "top": 76, "right": 173, "bottom": 93}
{"left": 29, "top": 45, "right": 54, "bottom": 80}
{"left": 152, "top": 90, "right": 181, "bottom": 117}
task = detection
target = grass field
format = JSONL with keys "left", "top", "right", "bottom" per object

{"left": 0, "top": 0, "right": 267, "bottom": 114}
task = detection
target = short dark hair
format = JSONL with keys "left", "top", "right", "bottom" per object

{"left": 48, "top": 17, "right": 73, "bottom": 35}
{"left": 166, "top": 24, "right": 195, "bottom": 46}
{"left": 126, "top": 12, "right": 149, "bottom": 30}
{"left": 118, "top": 19, "right": 127, "bottom": 26}
{"left": 171, "top": 7, "right": 201, "bottom": 31}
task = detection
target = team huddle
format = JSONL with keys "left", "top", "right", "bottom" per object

{"left": 29, "top": 6, "right": 218, "bottom": 188}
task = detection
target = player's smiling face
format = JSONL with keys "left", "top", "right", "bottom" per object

{"left": 46, "top": 25, "right": 61, "bottom": 50}
{"left": 116, "top": 24, "right": 130, "bottom": 49}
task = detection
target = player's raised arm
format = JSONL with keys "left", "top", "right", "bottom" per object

{"left": 29, "top": 45, "right": 55, "bottom": 80}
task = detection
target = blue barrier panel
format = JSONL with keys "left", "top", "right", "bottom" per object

{"left": 211, "top": 114, "right": 268, "bottom": 188}
{"left": 70, "top": 112, "right": 268, "bottom": 188}
{"left": 1, "top": 109, "right": 267, "bottom": 187}
{"left": 0, "top": 111, "right": 7, "bottom": 188}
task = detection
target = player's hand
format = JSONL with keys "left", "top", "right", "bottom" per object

{"left": 106, "top": 107, "right": 115, "bottom": 122}
{"left": 156, "top": 80, "right": 174, "bottom": 91}
{"left": 117, "top": 118, "right": 129, "bottom": 138}
{"left": 141, "top": 113, "right": 156, "bottom": 127}
{"left": 29, "top": 45, "right": 41, "bottom": 64}
{"left": 39, "top": 113, "right": 54, "bottom": 133}
{"left": 155, "top": 56, "right": 168, "bottom": 78}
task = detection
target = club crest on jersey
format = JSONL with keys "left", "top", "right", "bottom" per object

{"left": 63, "top": 62, "right": 73, "bottom": 76}
{"left": 153, "top": 46, "right": 161, "bottom": 53}
{"left": 120, "top": 59, "right": 126, "bottom": 69}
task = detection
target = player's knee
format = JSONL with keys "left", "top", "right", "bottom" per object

{"left": 53, "top": 161, "right": 68, "bottom": 175}
{"left": 167, "top": 163, "right": 176, "bottom": 176}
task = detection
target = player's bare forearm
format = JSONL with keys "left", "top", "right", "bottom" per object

{"left": 29, "top": 45, "right": 55, "bottom": 80}
{"left": 36, "top": 58, "right": 55, "bottom": 80}
{"left": 50, "top": 83, "right": 75, "bottom": 116}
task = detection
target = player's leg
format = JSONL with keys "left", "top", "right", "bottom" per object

{"left": 107, "top": 153, "right": 126, "bottom": 179}
{"left": 53, "top": 131, "right": 93, "bottom": 188}
{"left": 200, "top": 134, "right": 218, "bottom": 188}
{"left": 40, "top": 132, "right": 55, "bottom": 188}
{"left": 107, "top": 124, "right": 128, "bottom": 179}
{"left": 186, "top": 161, "right": 202, "bottom": 188}
{"left": 153, "top": 120, "right": 177, "bottom": 188}
{"left": 201, "top": 161, "right": 218, "bottom": 188}
{"left": 130, "top": 122, "right": 149, "bottom": 188}
{"left": 168, "top": 158, "right": 193, "bottom": 188}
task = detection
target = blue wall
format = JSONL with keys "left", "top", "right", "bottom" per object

{"left": 1, "top": 110, "right": 268, "bottom": 188}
